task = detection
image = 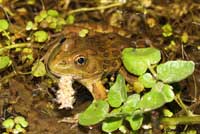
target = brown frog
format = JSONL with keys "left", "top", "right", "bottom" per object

{"left": 47, "top": 24, "right": 134, "bottom": 101}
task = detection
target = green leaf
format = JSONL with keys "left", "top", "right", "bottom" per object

{"left": 139, "top": 82, "right": 174, "bottom": 111}
{"left": 162, "top": 23, "right": 173, "bottom": 37}
{"left": 0, "top": 56, "right": 12, "bottom": 70}
{"left": 78, "top": 100, "right": 109, "bottom": 126}
{"left": 102, "top": 108, "right": 123, "bottom": 132}
{"left": 46, "top": 16, "right": 54, "bottom": 23}
{"left": 102, "top": 117, "right": 122, "bottom": 133}
{"left": 126, "top": 112, "right": 143, "bottom": 131}
{"left": 161, "top": 83, "right": 174, "bottom": 102}
{"left": 47, "top": 9, "right": 59, "bottom": 17}
{"left": 39, "top": 10, "right": 48, "bottom": 19}
{"left": 14, "top": 116, "right": 28, "bottom": 128}
{"left": 66, "top": 15, "right": 75, "bottom": 24}
{"left": 2, "top": 118, "right": 15, "bottom": 129}
{"left": 31, "top": 61, "right": 46, "bottom": 77}
{"left": 138, "top": 73, "right": 156, "bottom": 88}
{"left": 108, "top": 74, "right": 127, "bottom": 107}
{"left": 157, "top": 60, "right": 195, "bottom": 83}
{"left": 163, "top": 109, "right": 173, "bottom": 117}
{"left": 181, "top": 32, "right": 188, "bottom": 43}
{"left": 33, "top": 30, "right": 48, "bottom": 42}
{"left": 119, "top": 125, "right": 127, "bottom": 134}
{"left": 122, "top": 47, "right": 161, "bottom": 76}
{"left": 122, "top": 94, "right": 140, "bottom": 114}
{"left": 139, "top": 91, "right": 165, "bottom": 111}
{"left": 0, "top": 19, "right": 9, "bottom": 32}
{"left": 79, "top": 29, "right": 89, "bottom": 37}
{"left": 49, "top": 22, "right": 57, "bottom": 29}
{"left": 14, "top": 124, "right": 25, "bottom": 133}
{"left": 34, "top": 10, "right": 47, "bottom": 22}
{"left": 151, "top": 82, "right": 174, "bottom": 103}
{"left": 26, "top": 21, "right": 34, "bottom": 31}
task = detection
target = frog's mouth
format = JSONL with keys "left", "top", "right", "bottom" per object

{"left": 45, "top": 39, "right": 63, "bottom": 79}
{"left": 46, "top": 63, "right": 82, "bottom": 80}
{"left": 45, "top": 65, "right": 61, "bottom": 82}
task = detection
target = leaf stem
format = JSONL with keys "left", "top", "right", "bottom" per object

{"left": 174, "top": 93, "right": 193, "bottom": 116}
{"left": 161, "top": 116, "right": 200, "bottom": 126}
{"left": 148, "top": 65, "right": 157, "bottom": 78}
{"left": 0, "top": 43, "right": 31, "bottom": 54}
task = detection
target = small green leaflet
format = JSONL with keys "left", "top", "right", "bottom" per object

{"left": 31, "top": 61, "right": 46, "bottom": 77}
{"left": 102, "top": 108, "right": 123, "bottom": 133}
{"left": 78, "top": 100, "right": 109, "bottom": 126}
{"left": 138, "top": 82, "right": 174, "bottom": 112}
{"left": 0, "top": 56, "right": 12, "bottom": 70}
{"left": 108, "top": 74, "right": 128, "bottom": 107}
{"left": 33, "top": 30, "right": 48, "bottom": 43}
{"left": 0, "top": 19, "right": 9, "bottom": 32}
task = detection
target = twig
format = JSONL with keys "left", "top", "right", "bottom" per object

{"left": 161, "top": 116, "right": 200, "bottom": 126}
{"left": 0, "top": 43, "right": 31, "bottom": 54}
{"left": 67, "top": 3, "right": 124, "bottom": 15}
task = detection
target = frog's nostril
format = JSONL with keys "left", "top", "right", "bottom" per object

{"left": 59, "top": 60, "right": 67, "bottom": 65}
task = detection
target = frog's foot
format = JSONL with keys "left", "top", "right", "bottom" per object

{"left": 58, "top": 113, "right": 79, "bottom": 128}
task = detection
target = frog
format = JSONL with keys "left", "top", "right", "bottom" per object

{"left": 46, "top": 23, "right": 135, "bottom": 106}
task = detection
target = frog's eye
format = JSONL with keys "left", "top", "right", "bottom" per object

{"left": 75, "top": 56, "right": 87, "bottom": 65}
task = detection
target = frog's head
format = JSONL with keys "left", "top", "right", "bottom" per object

{"left": 47, "top": 37, "right": 103, "bottom": 80}
{"left": 47, "top": 33, "right": 130, "bottom": 100}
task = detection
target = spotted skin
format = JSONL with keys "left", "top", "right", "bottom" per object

{"left": 47, "top": 24, "right": 134, "bottom": 100}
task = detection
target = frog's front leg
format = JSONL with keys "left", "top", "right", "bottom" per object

{"left": 58, "top": 113, "right": 79, "bottom": 125}
{"left": 80, "top": 78, "right": 107, "bottom": 100}
{"left": 92, "top": 81, "right": 107, "bottom": 99}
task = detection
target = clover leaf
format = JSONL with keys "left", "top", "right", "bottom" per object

{"left": 31, "top": 61, "right": 46, "bottom": 77}
{"left": 139, "top": 82, "right": 174, "bottom": 111}
{"left": 33, "top": 30, "right": 48, "bottom": 42}
{"left": 157, "top": 60, "right": 195, "bottom": 83}
{"left": 0, "top": 56, "right": 12, "bottom": 70}
{"left": 122, "top": 47, "right": 161, "bottom": 76}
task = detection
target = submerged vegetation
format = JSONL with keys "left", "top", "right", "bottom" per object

{"left": 0, "top": 0, "right": 200, "bottom": 133}
{"left": 79, "top": 47, "right": 195, "bottom": 133}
